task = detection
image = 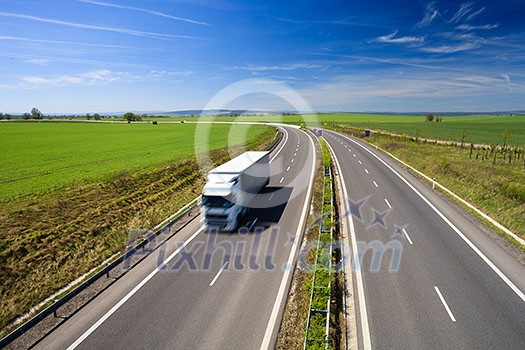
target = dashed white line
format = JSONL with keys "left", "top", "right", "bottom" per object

{"left": 384, "top": 198, "right": 392, "bottom": 209}
{"left": 280, "top": 177, "right": 285, "bottom": 183}
{"left": 210, "top": 261, "right": 229, "bottom": 287}
{"left": 358, "top": 160, "right": 362, "bottom": 164}
{"left": 365, "top": 169, "right": 369, "bottom": 174}
{"left": 294, "top": 152, "right": 297, "bottom": 156}
{"left": 248, "top": 218, "right": 259, "bottom": 231}
{"left": 286, "top": 166, "right": 290, "bottom": 171}
{"left": 268, "top": 192, "right": 275, "bottom": 201}
{"left": 291, "top": 159, "right": 294, "bottom": 163}
{"left": 434, "top": 286, "right": 456, "bottom": 322}
{"left": 353, "top": 154, "right": 356, "bottom": 158}
{"left": 403, "top": 229, "right": 413, "bottom": 245}
{"left": 373, "top": 180, "right": 378, "bottom": 188}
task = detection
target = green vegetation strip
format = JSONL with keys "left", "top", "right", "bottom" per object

{"left": 0, "top": 122, "right": 276, "bottom": 333}
{"left": 304, "top": 137, "right": 335, "bottom": 350}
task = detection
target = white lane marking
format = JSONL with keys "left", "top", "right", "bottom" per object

{"left": 358, "top": 160, "right": 362, "bottom": 165}
{"left": 286, "top": 166, "right": 291, "bottom": 172}
{"left": 268, "top": 192, "right": 275, "bottom": 201}
{"left": 67, "top": 227, "right": 204, "bottom": 349}
{"left": 291, "top": 158, "right": 294, "bottom": 163}
{"left": 384, "top": 198, "right": 392, "bottom": 209}
{"left": 248, "top": 218, "right": 259, "bottom": 231}
{"left": 373, "top": 181, "right": 378, "bottom": 188}
{"left": 280, "top": 177, "right": 285, "bottom": 183}
{"left": 270, "top": 128, "right": 289, "bottom": 164}
{"left": 365, "top": 169, "right": 369, "bottom": 174}
{"left": 403, "top": 229, "right": 414, "bottom": 245}
{"left": 336, "top": 131, "right": 525, "bottom": 304}
{"left": 260, "top": 129, "right": 317, "bottom": 350}
{"left": 353, "top": 154, "right": 356, "bottom": 158}
{"left": 324, "top": 138, "right": 372, "bottom": 350}
{"left": 210, "top": 261, "right": 229, "bottom": 287}
{"left": 349, "top": 149, "right": 352, "bottom": 152}
{"left": 434, "top": 286, "right": 456, "bottom": 322}
{"left": 294, "top": 152, "right": 297, "bottom": 156}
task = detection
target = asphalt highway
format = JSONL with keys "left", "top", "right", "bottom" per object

{"left": 323, "top": 129, "right": 525, "bottom": 350}
{"left": 35, "top": 125, "right": 317, "bottom": 350}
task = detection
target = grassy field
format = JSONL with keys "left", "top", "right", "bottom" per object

{"left": 194, "top": 114, "right": 525, "bottom": 146}
{"left": 0, "top": 121, "right": 272, "bottom": 201}
{"left": 0, "top": 121, "right": 276, "bottom": 333}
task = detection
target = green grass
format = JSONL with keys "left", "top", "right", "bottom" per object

{"left": 200, "top": 114, "right": 525, "bottom": 146}
{"left": 0, "top": 122, "right": 273, "bottom": 201}
{"left": 0, "top": 121, "right": 276, "bottom": 334}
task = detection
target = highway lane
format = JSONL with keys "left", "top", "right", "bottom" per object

{"left": 35, "top": 125, "right": 317, "bottom": 350}
{"left": 323, "top": 129, "right": 525, "bottom": 349}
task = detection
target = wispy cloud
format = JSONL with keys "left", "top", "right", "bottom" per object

{"left": 0, "top": 12, "right": 202, "bottom": 40}
{"left": 17, "top": 69, "right": 190, "bottom": 88}
{"left": 417, "top": 2, "right": 440, "bottom": 28}
{"left": 370, "top": 30, "right": 424, "bottom": 44}
{"left": 77, "top": 0, "right": 210, "bottom": 26}
{"left": 227, "top": 63, "right": 322, "bottom": 72}
{"left": 456, "top": 24, "right": 498, "bottom": 31}
{"left": 421, "top": 42, "right": 481, "bottom": 53}
{"left": 449, "top": 3, "right": 474, "bottom": 23}
{"left": 25, "top": 58, "right": 49, "bottom": 65}
{"left": 467, "top": 6, "right": 485, "bottom": 21}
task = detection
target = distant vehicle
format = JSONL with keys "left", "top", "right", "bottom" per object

{"left": 202, "top": 151, "right": 270, "bottom": 231}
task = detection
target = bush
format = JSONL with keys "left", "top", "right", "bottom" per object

{"left": 503, "top": 183, "right": 525, "bottom": 202}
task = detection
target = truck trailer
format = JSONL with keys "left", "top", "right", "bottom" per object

{"left": 202, "top": 151, "right": 270, "bottom": 231}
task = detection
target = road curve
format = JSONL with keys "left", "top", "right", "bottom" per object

{"left": 323, "top": 129, "right": 525, "bottom": 349}
{"left": 35, "top": 125, "right": 317, "bottom": 350}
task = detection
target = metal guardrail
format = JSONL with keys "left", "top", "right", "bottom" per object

{"left": 0, "top": 125, "right": 284, "bottom": 348}
{"left": 0, "top": 200, "right": 199, "bottom": 348}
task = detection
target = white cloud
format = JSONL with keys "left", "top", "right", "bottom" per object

{"left": 466, "top": 7, "right": 485, "bottom": 21}
{"left": 449, "top": 3, "right": 473, "bottom": 23}
{"left": 370, "top": 30, "right": 425, "bottom": 44}
{"left": 421, "top": 42, "right": 480, "bottom": 53}
{"left": 0, "top": 12, "right": 201, "bottom": 40}
{"left": 25, "top": 58, "right": 49, "bottom": 65}
{"left": 417, "top": 2, "right": 440, "bottom": 27}
{"left": 17, "top": 69, "right": 190, "bottom": 88}
{"left": 456, "top": 24, "right": 498, "bottom": 31}
{"left": 228, "top": 63, "right": 322, "bottom": 71}
{"left": 77, "top": 0, "right": 210, "bottom": 26}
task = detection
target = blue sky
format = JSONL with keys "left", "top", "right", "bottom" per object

{"left": 0, "top": 0, "right": 524, "bottom": 113}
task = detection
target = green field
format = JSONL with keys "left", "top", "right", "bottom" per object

{"left": 197, "top": 114, "right": 525, "bottom": 146}
{"left": 0, "top": 121, "right": 273, "bottom": 201}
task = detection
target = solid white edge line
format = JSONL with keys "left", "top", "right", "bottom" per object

{"left": 67, "top": 226, "right": 205, "bottom": 349}
{"left": 403, "top": 229, "right": 414, "bottom": 245}
{"left": 335, "top": 131, "right": 525, "bottom": 304}
{"left": 324, "top": 137, "right": 372, "bottom": 350}
{"left": 384, "top": 198, "right": 392, "bottom": 209}
{"left": 434, "top": 286, "right": 456, "bottom": 322}
{"left": 210, "top": 261, "right": 229, "bottom": 287}
{"left": 270, "top": 127, "right": 289, "bottom": 164}
{"left": 259, "top": 128, "right": 317, "bottom": 350}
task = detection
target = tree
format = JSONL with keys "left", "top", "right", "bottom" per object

{"left": 426, "top": 113, "right": 434, "bottom": 122}
{"left": 4, "top": 113, "right": 11, "bottom": 120}
{"left": 22, "top": 112, "right": 31, "bottom": 120}
{"left": 502, "top": 128, "right": 510, "bottom": 149}
{"left": 124, "top": 112, "right": 136, "bottom": 122}
{"left": 93, "top": 113, "right": 101, "bottom": 120}
{"left": 460, "top": 129, "right": 467, "bottom": 147}
{"left": 86, "top": 113, "right": 92, "bottom": 120}
{"left": 31, "top": 107, "right": 43, "bottom": 119}
{"left": 0, "top": 113, "right": 3, "bottom": 120}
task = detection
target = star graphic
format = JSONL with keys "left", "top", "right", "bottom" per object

{"left": 368, "top": 208, "right": 390, "bottom": 229}
{"left": 393, "top": 224, "right": 408, "bottom": 237}
{"left": 345, "top": 196, "right": 369, "bottom": 222}
{"left": 286, "top": 232, "right": 296, "bottom": 245}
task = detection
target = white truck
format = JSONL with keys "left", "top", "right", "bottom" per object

{"left": 202, "top": 151, "right": 270, "bottom": 231}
